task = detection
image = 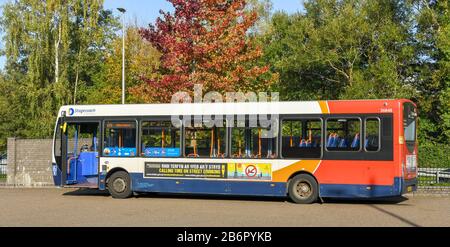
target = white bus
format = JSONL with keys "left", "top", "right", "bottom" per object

{"left": 52, "top": 100, "right": 417, "bottom": 204}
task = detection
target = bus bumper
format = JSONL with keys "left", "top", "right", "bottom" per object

{"left": 402, "top": 178, "right": 417, "bottom": 194}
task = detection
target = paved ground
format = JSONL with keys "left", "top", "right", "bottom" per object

{"left": 0, "top": 188, "right": 449, "bottom": 227}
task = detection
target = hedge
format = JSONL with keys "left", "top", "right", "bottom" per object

{"left": 418, "top": 142, "right": 450, "bottom": 168}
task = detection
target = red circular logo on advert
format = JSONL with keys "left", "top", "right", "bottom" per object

{"left": 245, "top": 165, "right": 257, "bottom": 177}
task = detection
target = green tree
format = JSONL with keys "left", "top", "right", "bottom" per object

{"left": 0, "top": 0, "right": 118, "bottom": 146}
{"left": 89, "top": 26, "right": 162, "bottom": 104}
{"left": 414, "top": 0, "right": 450, "bottom": 144}
{"left": 261, "top": 0, "right": 415, "bottom": 101}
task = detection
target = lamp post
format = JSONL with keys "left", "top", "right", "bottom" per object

{"left": 117, "top": 7, "right": 126, "bottom": 104}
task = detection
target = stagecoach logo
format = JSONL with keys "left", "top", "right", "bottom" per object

{"left": 68, "top": 108, "right": 96, "bottom": 116}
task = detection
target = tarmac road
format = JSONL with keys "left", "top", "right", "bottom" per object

{"left": 0, "top": 188, "right": 449, "bottom": 227}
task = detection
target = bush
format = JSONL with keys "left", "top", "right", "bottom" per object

{"left": 418, "top": 142, "right": 450, "bottom": 168}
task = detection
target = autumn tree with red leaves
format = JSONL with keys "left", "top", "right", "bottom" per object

{"left": 129, "top": 0, "right": 278, "bottom": 103}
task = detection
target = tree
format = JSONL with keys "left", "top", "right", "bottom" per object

{"left": 89, "top": 26, "right": 162, "bottom": 104}
{"left": 133, "top": 0, "right": 278, "bottom": 103}
{"left": 0, "top": 0, "right": 118, "bottom": 143}
{"left": 247, "top": 0, "right": 273, "bottom": 34}
{"left": 0, "top": 72, "right": 11, "bottom": 150}
{"left": 261, "top": 0, "right": 416, "bottom": 101}
{"left": 70, "top": 1, "right": 120, "bottom": 105}
{"left": 414, "top": 0, "right": 450, "bottom": 144}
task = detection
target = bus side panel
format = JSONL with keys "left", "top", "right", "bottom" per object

{"left": 130, "top": 174, "right": 287, "bottom": 197}
{"left": 319, "top": 178, "right": 402, "bottom": 198}
{"left": 314, "top": 100, "right": 403, "bottom": 198}
{"left": 315, "top": 160, "right": 401, "bottom": 198}
{"left": 52, "top": 163, "right": 62, "bottom": 186}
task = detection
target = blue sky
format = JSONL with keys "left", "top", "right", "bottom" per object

{"left": 0, "top": 0, "right": 304, "bottom": 70}
{"left": 103, "top": 0, "right": 303, "bottom": 26}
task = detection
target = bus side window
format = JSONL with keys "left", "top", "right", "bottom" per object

{"left": 231, "top": 120, "right": 277, "bottom": 159}
{"left": 326, "top": 118, "right": 361, "bottom": 152}
{"left": 281, "top": 119, "right": 322, "bottom": 158}
{"left": 184, "top": 120, "right": 226, "bottom": 158}
{"left": 365, "top": 118, "right": 380, "bottom": 152}
{"left": 141, "top": 121, "right": 181, "bottom": 157}
{"left": 103, "top": 121, "right": 137, "bottom": 157}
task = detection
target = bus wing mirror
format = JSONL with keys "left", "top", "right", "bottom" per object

{"left": 61, "top": 122, "right": 68, "bottom": 134}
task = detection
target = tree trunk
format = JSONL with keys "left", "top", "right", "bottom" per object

{"left": 55, "top": 23, "right": 62, "bottom": 84}
{"left": 73, "top": 48, "right": 82, "bottom": 105}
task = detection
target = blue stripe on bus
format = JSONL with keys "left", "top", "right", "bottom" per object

{"left": 319, "top": 177, "right": 403, "bottom": 198}
{"left": 52, "top": 169, "right": 408, "bottom": 199}
{"left": 130, "top": 174, "right": 406, "bottom": 198}
{"left": 130, "top": 173, "right": 287, "bottom": 197}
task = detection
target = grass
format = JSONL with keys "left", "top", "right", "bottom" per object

{"left": 0, "top": 174, "right": 6, "bottom": 182}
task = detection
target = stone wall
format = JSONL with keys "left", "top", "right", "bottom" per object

{"left": 6, "top": 137, "right": 94, "bottom": 187}
{"left": 416, "top": 186, "right": 450, "bottom": 196}
{"left": 7, "top": 138, "right": 54, "bottom": 187}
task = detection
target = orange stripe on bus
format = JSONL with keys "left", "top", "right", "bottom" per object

{"left": 272, "top": 160, "right": 321, "bottom": 182}
{"left": 318, "top": 101, "right": 329, "bottom": 114}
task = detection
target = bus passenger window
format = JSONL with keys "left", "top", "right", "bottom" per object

{"left": 185, "top": 120, "right": 226, "bottom": 158}
{"left": 231, "top": 121, "right": 277, "bottom": 159}
{"left": 103, "top": 121, "right": 137, "bottom": 157}
{"left": 326, "top": 118, "right": 361, "bottom": 151}
{"left": 365, "top": 118, "right": 380, "bottom": 152}
{"left": 141, "top": 121, "right": 181, "bottom": 157}
{"left": 281, "top": 119, "right": 322, "bottom": 158}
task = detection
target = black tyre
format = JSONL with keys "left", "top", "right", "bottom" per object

{"left": 288, "top": 174, "right": 319, "bottom": 204}
{"left": 107, "top": 171, "right": 133, "bottom": 199}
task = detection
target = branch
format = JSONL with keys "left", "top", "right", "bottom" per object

{"left": 327, "top": 59, "right": 349, "bottom": 80}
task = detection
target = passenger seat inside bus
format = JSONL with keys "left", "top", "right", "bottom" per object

{"left": 365, "top": 135, "right": 379, "bottom": 150}
{"left": 327, "top": 134, "right": 340, "bottom": 148}
{"left": 326, "top": 133, "right": 360, "bottom": 149}
{"left": 351, "top": 134, "right": 360, "bottom": 148}
{"left": 338, "top": 138, "right": 347, "bottom": 148}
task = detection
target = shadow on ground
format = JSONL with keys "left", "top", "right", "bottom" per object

{"left": 323, "top": 196, "right": 410, "bottom": 205}
{"left": 63, "top": 188, "right": 110, "bottom": 197}
{"left": 63, "top": 188, "right": 287, "bottom": 203}
{"left": 323, "top": 196, "right": 420, "bottom": 227}
{"left": 63, "top": 188, "right": 410, "bottom": 205}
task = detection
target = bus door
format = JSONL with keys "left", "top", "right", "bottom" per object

{"left": 61, "top": 122, "right": 100, "bottom": 188}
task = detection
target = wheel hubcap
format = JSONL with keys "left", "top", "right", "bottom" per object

{"left": 295, "top": 181, "right": 312, "bottom": 198}
{"left": 112, "top": 178, "right": 127, "bottom": 193}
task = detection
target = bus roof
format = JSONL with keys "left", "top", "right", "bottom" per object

{"left": 58, "top": 99, "right": 408, "bottom": 118}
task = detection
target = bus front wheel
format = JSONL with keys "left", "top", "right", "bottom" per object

{"left": 288, "top": 174, "right": 319, "bottom": 204}
{"left": 107, "top": 171, "right": 133, "bottom": 199}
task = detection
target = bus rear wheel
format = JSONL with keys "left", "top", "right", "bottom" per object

{"left": 107, "top": 171, "right": 133, "bottom": 199}
{"left": 288, "top": 174, "right": 318, "bottom": 204}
